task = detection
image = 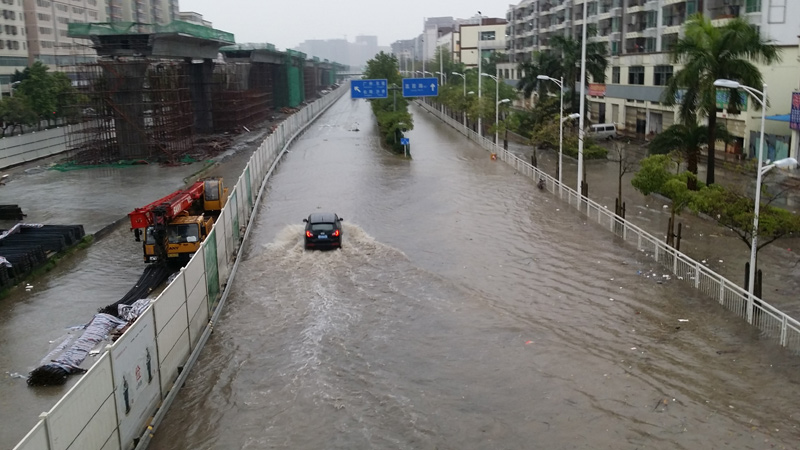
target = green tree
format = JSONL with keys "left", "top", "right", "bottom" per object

{"left": 516, "top": 51, "right": 562, "bottom": 102}
{"left": 15, "top": 62, "right": 58, "bottom": 128}
{"left": 0, "top": 95, "right": 38, "bottom": 136}
{"left": 662, "top": 14, "right": 780, "bottom": 186}
{"left": 51, "top": 71, "right": 83, "bottom": 123}
{"left": 647, "top": 120, "right": 732, "bottom": 189}
{"left": 363, "top": 51, "right": 413, "bottom": 154}
{"left": 692, "top": 184, "right": 800, "bottom": 275}
{"left": 549, "top": 29, "right": 608, "bottom": 114}
{"left": 631, "top": 154, "right": 674, "bottom": 196}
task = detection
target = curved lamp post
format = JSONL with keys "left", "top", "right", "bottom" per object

{"left": 537, "top": 75, "right": 567, "bottom": 185}
{"left": 452, "top": 72, "right": 467, "bottom": 127}
{"left": 714, "top": 78, "right": 798, "bottom": 323}
{"left": 481, "top": 72, "right": 504, "bottom": 148}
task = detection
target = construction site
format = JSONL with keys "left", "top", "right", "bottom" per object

{"left": 63, "top": 21, "right": 346, "bottom": 164}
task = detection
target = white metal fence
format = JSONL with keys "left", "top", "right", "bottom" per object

{"left": 417, "top": 100, "right": 800, "bottom": 354}
{"left": 13, "top": 87, "right": 347, "bottom": 450}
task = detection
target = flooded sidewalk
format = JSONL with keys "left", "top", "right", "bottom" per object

{"left": 505, "top": 137, "right": 800, "bottom": 318}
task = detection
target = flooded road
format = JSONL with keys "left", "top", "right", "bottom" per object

{"left": 0, "top": 132, "right": 264, "bottom": 447}
{"left": 149, "top": 97, "right": 800, "bottom": 449}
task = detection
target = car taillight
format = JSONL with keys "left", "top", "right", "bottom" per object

{"left": 332, "top": 229, "right": 340, "bottom": 237}
{"left": 306, "top": 230, "right": 313, "bottom": 238}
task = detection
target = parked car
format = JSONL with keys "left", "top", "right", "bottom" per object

{"left": 589, "top": 123, "right": 618, "bottom": 140}
{"left": 303, "top": 212, "right": 343, "bottom": 250}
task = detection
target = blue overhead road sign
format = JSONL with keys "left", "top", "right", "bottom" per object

{"left": 350, "top": 79, "right": 388, "bottom": 99}
{"left": 402, "top": 78, "right": 438, "bottom": 97}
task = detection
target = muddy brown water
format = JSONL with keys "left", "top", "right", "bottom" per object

{"left": 144, "top": 98, "right": 800, "bottom": 449}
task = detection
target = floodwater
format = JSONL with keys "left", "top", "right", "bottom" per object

{"left": 148, "top": 98, "right": 800, "bottom": 449}
{"left": 0, "top": 131, "right": 264, "bottom": 447}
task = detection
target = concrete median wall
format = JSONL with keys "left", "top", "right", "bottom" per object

{"left": 12, "top": 88, "right": 347, "bottom": 450}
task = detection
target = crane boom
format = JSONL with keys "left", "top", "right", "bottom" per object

{"left": 128, "top": 181, "right": 205, "bottom": 230}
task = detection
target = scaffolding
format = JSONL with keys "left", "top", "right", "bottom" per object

{"left": 211, "top": 63, "right": 272, "bottom": 133}
{"left": 67, "top": 59, "right": 195, "bottom": 164}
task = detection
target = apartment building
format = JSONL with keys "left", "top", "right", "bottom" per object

{"left": 23, "top": 0, "right": 102, "bottom": 67}
{"left": 460, "top": 17, "right": 507, "bottom": 71}
{"left": 0, "top": 0, "right": 27, "bottom": 91}
{"left": 500, "top": 0, "right": 800, "bottom": 160}
{"left": 103, "top": 0, "right": 176, "bottom": 24}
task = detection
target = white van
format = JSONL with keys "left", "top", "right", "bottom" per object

{"left": 589, "top": 123, "right": 617, "bottom": 140}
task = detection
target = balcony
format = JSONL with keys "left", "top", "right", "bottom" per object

{"left": 706, "top": 0, "right": 745, "bottom": 20}
{"left": 662, "top": 15, "right": 685, "bottom": 27}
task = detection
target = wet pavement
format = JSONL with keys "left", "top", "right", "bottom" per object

{"left": 1, "top": 95, "right": 799, "bottom": 449}
{"left": 0, "top": 125, "right": 273, "bottom": 447}
{"left": 148, "top": 97, "right": 800, "bottom": 449}
{"left": 503, "top": 136, "right": 800, "bottom": 319}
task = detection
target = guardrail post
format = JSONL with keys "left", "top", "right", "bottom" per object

{"left": 673, "top": 247, "right": 678, "bottom": 274}
{"left": 695, "top": 262, "right": 701, "bottom": 289}
{"left": 719, "top": 277, "right": 725, "bottom": 305}
{"left": 780, "top": 316, "right": 788, "bottom": 347}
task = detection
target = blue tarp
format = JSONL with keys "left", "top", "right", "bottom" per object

{"left": 766, "top": 114, "right": 790, "bottom": 122}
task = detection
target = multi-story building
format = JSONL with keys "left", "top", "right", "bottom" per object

{"left": 103, "top": 0, "right": 176, "bottom": 24}
{"left": 177, "top": 11, "right": 212, "bottom": 28}
{"left": 501, "top": 0, "right": 800, "bottom": 160}
{"left": 23, "top": 0, "right": 102, "bottom": 67}
{"left": 460, "top": 17, "right": 508, "bottom": 72}
{"left": 0, "top": 0, "right": 27, "bottom": 92}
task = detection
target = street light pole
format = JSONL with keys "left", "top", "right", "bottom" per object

{"left": 577, "top": 0, "right": 588, "bottom": 197}
{"left": 481, "top": 72, "right": 508, "bottom": 150}
{"left": 538, "top": 75, "right": 565, "bottom": 185}
{"left": 713, "top": 79, "right": 765, "bottom": 323}
{"left": 477, "top": 11, "right": 483, "bottom": 138}
{"left": 452, "top": 72, "right": 467, "bottom": 127}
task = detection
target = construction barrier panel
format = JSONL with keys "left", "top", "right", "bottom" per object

{"left": 13, "top": 86, "right": 347, "bottom": 450}
{"left": 0, "top": 126, "right": 71, "bottom": 170}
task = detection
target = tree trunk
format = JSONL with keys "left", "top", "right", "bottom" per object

{"left": 706, "top": 113, "right": 717, "bottom": 185}
{"left": 687, "top": 149, "right": 699, "bottom": 190}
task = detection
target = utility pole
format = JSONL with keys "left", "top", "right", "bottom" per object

{"left": 477, "top": 11, "right": 483, "bottom": 138}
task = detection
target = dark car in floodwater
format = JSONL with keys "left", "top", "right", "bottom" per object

{"left": 303, "top": 213, "right": 343, "bottom": 250}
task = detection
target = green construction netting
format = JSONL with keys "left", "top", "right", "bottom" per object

{"left": 68, "top": 21, "right": 234, "bottom": 44}
{"left": 49, "top": 155, "right": 203, "bottom": 171}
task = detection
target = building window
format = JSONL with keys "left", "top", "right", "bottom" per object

{"left": 37, "top": 13, "right": 51, "bottom": 21}
{"left": 612, "top": 66, "right": 620, "bottom": 84}
{"left": 56, "top": 4, "right": 67, "bottom": 11}
{"left": 653, "top": 65, "right": 673, "bottom": 86}
{"left": 39, "top": 27, "right": 52, "bottom": 35}
{"left": 628, "top": 66, "right": 644, "bottom": 85}
{"left": 745, "top": 0, "right": 761, "bottom": 13}
{"left": 480, "top": 31, "right": 495, "bottom": 41}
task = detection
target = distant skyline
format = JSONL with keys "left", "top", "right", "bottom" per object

{"left": 179, "top": 0, "right": 507, "bottom": 51}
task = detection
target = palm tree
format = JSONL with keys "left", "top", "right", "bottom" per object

{"left": 662, "top": 14, "right": 780, "bottom": 186}
{"left": 549, "top": 31, "right": 608, "bottom": 113}
{"left": 648, "top": 120, "right": 732, "bottom": 190}
{"left": 516, "top": 51, "right": 562, "bottom": 104}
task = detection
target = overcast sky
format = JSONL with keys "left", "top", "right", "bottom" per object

{"left": 180, "top": 0, "right": 508, "bottom": 50}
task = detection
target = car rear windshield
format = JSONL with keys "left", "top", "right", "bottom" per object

{"left": 311, "top": 223, "right": 335, "bottom": 231}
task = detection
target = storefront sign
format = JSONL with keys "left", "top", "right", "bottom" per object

{"left": 715, "top": 90, "right": 748, "bottom": 112}
{"left": 674, "top": 89, "right": 748, "bottom": 112}
{"left": 588, "top": 83, "right": 606, "bottom": 97}
{"left": 791, "top": 92, "right": 800, "bottom": 131}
